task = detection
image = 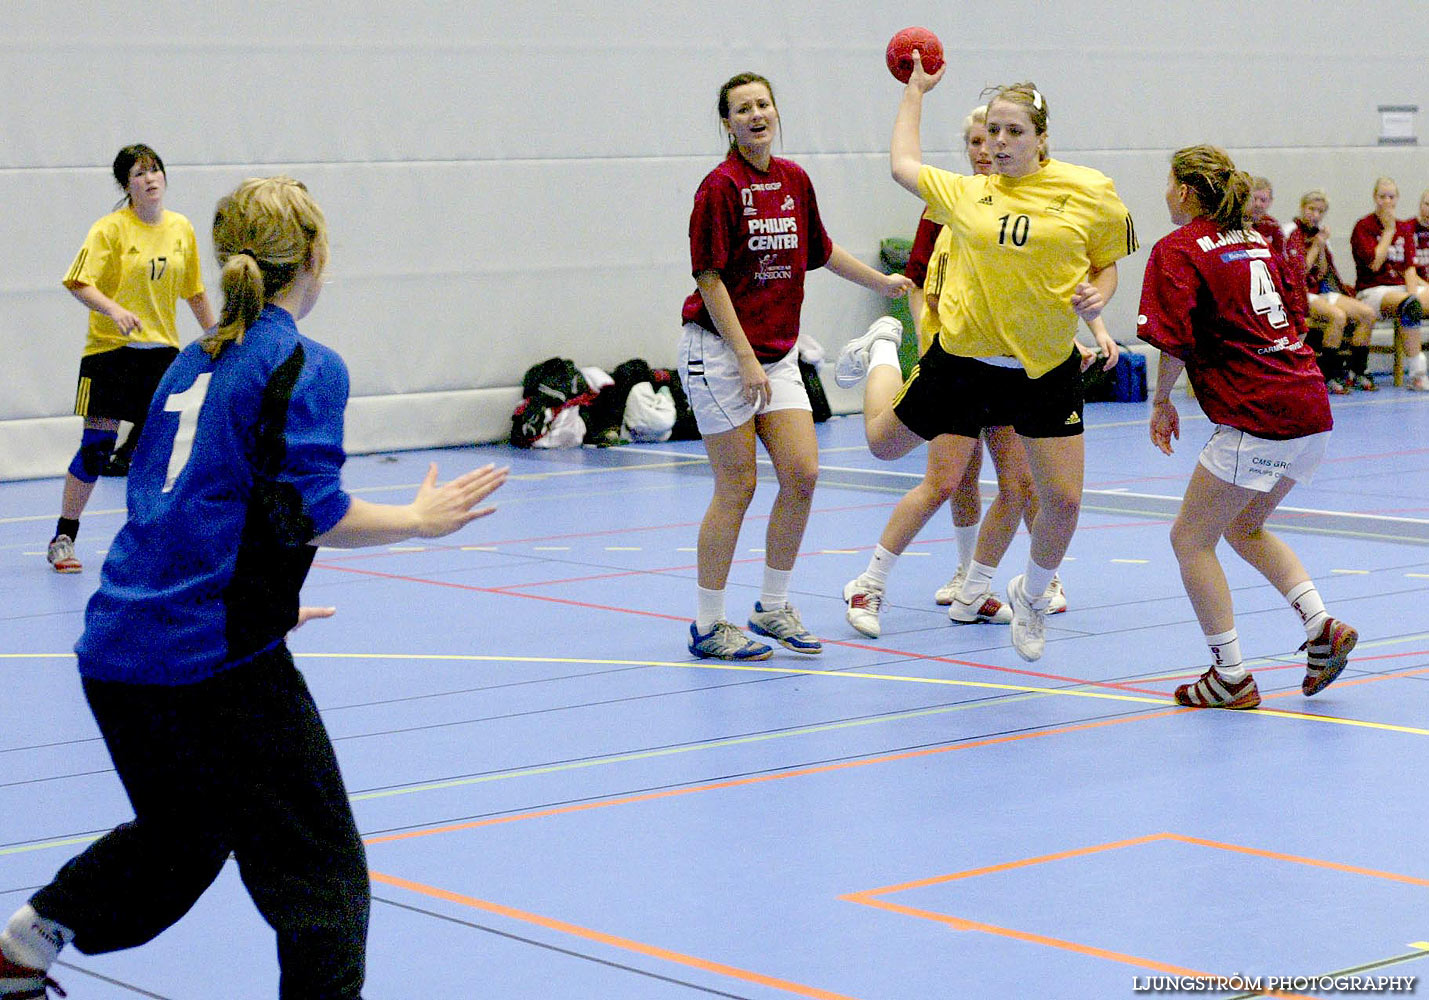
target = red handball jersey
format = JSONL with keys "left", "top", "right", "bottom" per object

{"left": 1350, "top": 213, "right": 1415, "bottom": 290}
{"left": 1251, "top": 215, "right": 1286, "bottom": 259}
{"left": 904, "top": 213, "right": 942, "bottom": 287}
{"left": 682, "top": 150, "right": 834, "bottom": 362}
{"left": 1138, "top": 217, "right": 1330, "bottom": 440}
{"left": 1285, "top": 219, "right": 1350, "bottom": 294}
{"left": 1411, "top": 220, "right": 1429, "bottom": 272}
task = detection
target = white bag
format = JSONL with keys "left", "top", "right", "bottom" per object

{"left": 531, "top": 405, "right": 586, "bottom": 449}
{"left": 622, "top": 383, "right": 676, "bottom": 443}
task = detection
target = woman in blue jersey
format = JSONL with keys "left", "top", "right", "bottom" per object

{"left": 0, "top": 177, "right": 508, "bottom": 1000}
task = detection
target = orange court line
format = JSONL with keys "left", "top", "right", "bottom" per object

{"left": 363, "top": 711, "right": 1182, "bottom": 847}
{"left": 1163, "top": 833, "right": 1429, "bottom": 887}
{"left": 842, "top": 897, "right": 1315, "bottom": 1000}
{"left": 369, "top": 870, "right": 861, "bottom": 1000}
{"left": 841, "top": 831, "right": 1398, "bottom": 1000}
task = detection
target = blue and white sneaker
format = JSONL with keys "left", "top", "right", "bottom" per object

{"left": 688, "top": 621, "right": 773, "bottom": 661}
{"left": 748, "top": 602, "right": 822, "bottom": 654}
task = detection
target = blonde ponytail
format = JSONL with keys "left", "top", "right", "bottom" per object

{"left": 201, "top": 177, "right": 328, "bottom": 358}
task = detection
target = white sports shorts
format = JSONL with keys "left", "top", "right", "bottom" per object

{"left": 677, "top": 323, "right": 810, "bottom": 435}
{"left": 1354, "top": 284, "right": 1404, "bottom": 312}
{"left": 1198, "top": 425, "right": 1329, "bottom": 492}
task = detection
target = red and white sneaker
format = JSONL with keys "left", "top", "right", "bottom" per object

{"left": 1301, "top": 617, "right": 1357, "bottom": 696}
{"left": 947, "top": 589, "right": 1013, "bottom": 624}
{"left": 1045, "top": 576, "right": 1068, "bottom": 615}
{"left": 1174, "top": 666, "right": 1261, "bottom": 710}
{"left": 842, "top": 578, "right": 884, "bottom": 638}
{"left": 45, "top": 536, "right": 80, "bottom": 574}
{"left": 0, "top": 950, "right": 64, "bottom": 999}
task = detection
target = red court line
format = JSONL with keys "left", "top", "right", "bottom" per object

{"left": 315, "top": 560, "right": 1171, "bottom": 697}
{"left": 313, "top": 499, "right": 898, "bottom": 563}
{"left": 369, "top": 870, "right": 860, "bottom": 1000}
{"left": 362, "top": 710, "right": 1183, "bottom": 848}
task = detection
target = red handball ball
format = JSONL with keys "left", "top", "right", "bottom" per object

{"left": 885, "top": 26, "right": 944, "bottom": 84}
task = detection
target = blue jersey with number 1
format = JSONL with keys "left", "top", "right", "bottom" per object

{"left": 75, "top": 305, "right": 352, "bottom": 685}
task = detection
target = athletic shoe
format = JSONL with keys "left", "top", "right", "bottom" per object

{"left": 748, "top": 602, "right": 822, "bottom": 654}
{"left": 1351, "top": 373, "right": 1378, "bottom": 392}
{"left": 947, "top": 589, "right": 1013, "bottom": 624}
{"left": 1407, "top": 374, "right": 1429, "bottom": 392}
{"left": 933, "top": 567, "right": 967, "bottom": 606}
{"left": 0, "top": 950, "right": 64, "bottom": 999}
{"left": 1174, "top": 666, "right": 1262, "bottom": 710}
{"left": 1301, "top": 617, "right": 1357, "bottom": 696}
{"left": 1324, "top": 377, "right": 1350, "bottom": 395}
{"left": 1397, "top": 295, "right": 1423, "bottom": 327}
{"left": 1005, "top": 574, "right": 1050, "bottom": 661}
{"left": 834, "top": 316, "right": 903, "bottom": 388}
{"left": 842, "top": 578, "right": 884, "bottom": 638}
{"left": 1045, "top": 575, "right": 1068, "bottom": 615}
{"left": 46, "top": 536, "right": 80, "bottom": 574}
{"left": 688, "top": 621, "right": 773, "bottom": 661}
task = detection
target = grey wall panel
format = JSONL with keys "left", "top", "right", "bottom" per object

{"left": 4, "top": 1, "right": 1429, "bottom": 477}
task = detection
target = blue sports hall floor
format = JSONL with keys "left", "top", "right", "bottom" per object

{"left": 3, "top": 375, "right": 1428, "bottom": 999}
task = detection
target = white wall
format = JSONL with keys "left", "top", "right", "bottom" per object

{"left": 3, "top": 1, "right": 1427, "bottom": 478}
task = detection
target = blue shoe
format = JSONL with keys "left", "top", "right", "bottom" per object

{"left": 748, "top": 602, "right": 822, "bottom": 654}
{"left": 688, "top": 621, "right": 773, "bottom": 661}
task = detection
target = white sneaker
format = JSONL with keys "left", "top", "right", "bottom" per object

{"left": 1407, "top": 373, "right": 1429, "bottom": 392}
{"left": 834, "top": 316, "right": 903, "bottom": 388}
{"left": 947, "top": 589, "right": 1013, "bottom": 624}
{"left": 1006, "top": 574, "right": 1050, "bottom": 661}
{"left": 1046, "top": 575, "right": 1068, "bottom": 615}
{"left": 933, "top": 567, "right": 967, "bottom": 606}
{"left": 842, "top": 577, "right": 884, "bottom": 638}
{"left": 47, "top": 534, "right": 81, "bottom": 573}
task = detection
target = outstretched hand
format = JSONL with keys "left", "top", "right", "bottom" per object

{"left": 412, "top": 462, "right": 509, "bottom": 538}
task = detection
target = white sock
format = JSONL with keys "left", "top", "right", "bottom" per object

{"left": 1, "top": 904, "right": 72, "bottom": 971}
{"left": 953, "top": 522, "right": 979, "bottom": 573}
{"left": 1205, "top": 628, "right": 1246, "bottom": 681}
{"left": 868, "top": 339, "right": 900, "bottom": 373}
{"left": 1023, "top": 558, "right": 1056, "bottom": 602}
{"left": 1285, "top": 580, "right": 1329, "bottom": 639}
{"left": 1410, "top": 352, "right": 1428, "bottom": 378}
{"left": 861, "top": 544, "right": 899, "bottom": 589}
{"left": 696, "top": 586, "right": 725, "bottom": 632}
{"left": 759, "top": 565, "right": 792, "bottom": 611}
{"left": 958, "top": 560, "right": 996, "bottom": 602}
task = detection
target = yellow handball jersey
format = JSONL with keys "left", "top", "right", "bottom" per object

{"left": 918, "top": 225, "right": 955, "bottom": 354}
{"left": 917, "top": 160, "right": 1137, "bottom": 378}
{"left": 63, "top": 207, "right": 204, "bottom": 356}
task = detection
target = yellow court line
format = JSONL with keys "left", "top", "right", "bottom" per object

{"left": 292, "top": 653, "right": 1429, "bottom": 738}
{"left": 8, "top": 646, "right": 1429, "bottom": 738}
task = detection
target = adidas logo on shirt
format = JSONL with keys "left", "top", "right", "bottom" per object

{"left": 978, "top": 195, "right": 994, "bottom": 205}
{"left": 1064, "top": 412, "right": 1082, "bottom": 426}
